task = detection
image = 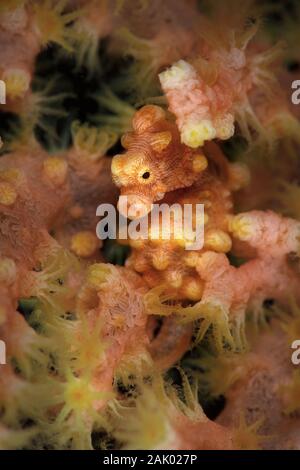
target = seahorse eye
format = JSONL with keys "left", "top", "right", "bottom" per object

{"left": 142, "top": 171, "right": 150, "bottom": 180}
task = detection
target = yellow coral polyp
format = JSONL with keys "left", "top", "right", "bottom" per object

{"left": 184, "top": 251, "right": 201, "bottom": 268}
{"left": 58, "top": 371, "right": 112, "bottom": 424}
{"left": 72, "top": 121, "right": 117, "bottom": 162}
{"left": 70, "top": 231, "right": 100, "bottom": 258}
{"left": 33, "top": 0, "right": 81, "bottom": 50}
{"left": 205, "top": 229, "right": 232, "bottom": 253}
{"left": 0, "top": 182, "right": 17, "bottom": 206}
{"left": 0, "top": 168, "right": 23, "bottom": 185}
{"left": 23, "top": 247, "right": 78, "bottom": 317}
{"left": 144, "top": 286, "right": 177, "bottom": 317}
{"left": 111, "top": 384, "right": 169, "bottom": 450}
{"left": 2, "top": 68, "right": 30, "bottom": 99}
{"left": 151, "top": 252, "right": 170, "bottom": 271}
{"left": 192, "top": 154, "right": 208, "bottom": 173}
{"left": 86, "top": 263, "right": 112, "bottom": 288}
{"left": 181, "top": 120, "right": 217, "bottom": 148}
{"left": 43, "top": 157, "right": 68, "bottom": 186}
{"left": 64, "top": 377, "right": 98, "bottom": 412}
{"left": 182, "top": 277, "right": 204, "bottom": 301}
{"left": 228, "top": 214, "right": 255, "bottom": 241}
{"left": 176, "top": 300, "right": 234, "bottom": 352}
{"left": 168, "top": 270, "right": 183, "bottom": 289}
{"left": 233, "top": 414, "right": 266, "bottom": 450}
